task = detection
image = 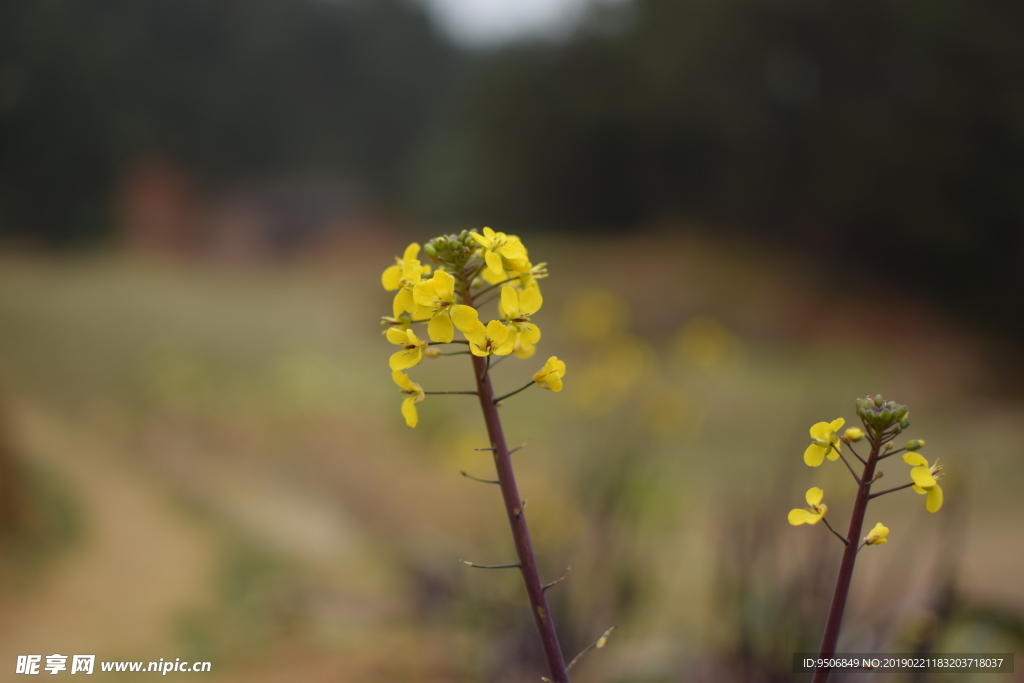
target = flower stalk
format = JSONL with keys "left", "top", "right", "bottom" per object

{"left": 462, "top": 284, "right": 570, "bottom": 682}
{"left": 791, "top": 396, "right": 946, "bottom": 683}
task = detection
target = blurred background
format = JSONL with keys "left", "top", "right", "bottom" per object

{"left": 0, "top": 0, "right": 1022, "bottom": 681}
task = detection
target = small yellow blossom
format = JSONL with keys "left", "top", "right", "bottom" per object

{"left": 451, "top": 305, "right": 514, "bottom": 357}
{"left": 413, "top": 270, "right": 458, "bottom": 342}
{"left": 903, "top": 453, "right": 944, "bottom": 512}
{"left": 803, "top": 418, "right": 845, "bottom": 467}
{"left": 390, "top": 258, "right": 430, "bottom": 318}
{"left": 499, "top": 285, "right": 542, "bottom": 345}
{"left": 386, "top": 327, "right": 427, "bottom": 371}
{"left": 533, "top": 356, "right": 566, "bottom": 392}
{"left": 471, "top": 227, "right": 529, "bottom": 279}
{"left": 382, "top": 242, "right": 420, "bottom": 290}
{"left": 392, "top": 370, "right": 425, "bottom": 427}
{"left": 788, "top": 487, "right": 827, "bottom": 525}
{"left": 844, "top": 427, "right": 864, "bottom": 442}
{"left": 863, "top": 522, "right": 889, "bottom": 545}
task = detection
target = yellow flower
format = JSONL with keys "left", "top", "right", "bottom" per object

{"left": 413, "top": 270, "right": 458, "bottom": 342}
{"left": 471, "top": 227, "right": 529, "bottom": 279}
{"left": 392, "top": 370, "right": 424, "bottom": 427}
{"left": 803, "top": 418, "right": 845, "bottom": 467}
{"left": 788, "top": 487, "right": 827, "bottom": 525}
{"left": 382, "top": 242, "right": 431, "bottom": 291}
{"left": 903, "top": 453, "right": 944, "bottom": 512}
{"left": 844, "top": 427, "right": 864, "bottom": 442}
{"left": 533, "top": 356, "right": 566, "bottom": 392}
{"left": 863, "top": 522, "right": 889, "bottom": 545}
{"left": 499, "top": 285, "right": 542, "bottom": 345}
{"left": 390, "top": 258, "right": 430, "bottom": 318}
{"left": 386, "top": 327, "right": 427, "bottom": 371}
{"left": 451, "top": 305, "right": 514, "bottom": 357}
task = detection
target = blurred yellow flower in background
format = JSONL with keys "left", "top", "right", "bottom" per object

{"left": 788, "top": 487, "right": 827, "bottom": 525}
{"left": 563, "top": 288, "right": 630, "bottom": 343}
{"left": 804, "top": 418, "right": 845, "bottom": 467}
{"left": 673, "top": 316, "right": 746, "bottom": 373}
{"left": 392, "top": 370, "right": 425, "bottom": 427}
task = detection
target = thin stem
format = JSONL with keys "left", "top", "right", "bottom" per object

{"left": 480, "top": 354, "right": 491, "bottom": 382}
{"left": 543, "top": 566, "right": 572, "bottom": 591}
{"left": 812, "top": 439, "right": 879, "bottom": 683}
{"left": 489, "top": 354, "right": 513, "bottom": 370}
{"left": 474, "top": 275, "right": 519, "bottom": 298}
{"left": 869, "top": 481, "right": 915, "bottom": 499}
{"left": 879, "top": 447, "right": 905, "bottom": 460}
{"left": 847, "top": 442, "right": 866, "bottom": 465}
{"left": 438, "top": 350, "right": 471, "bottom": 356}
{"left": 462, "top": 281, "right": 569, "bottom": 683}
{"left": 832, "top": 446, "right": 861, "bottom": 485}
{"left": 493, "top": 381, "right": 536, "bottom": 404}
{"left": 428, "top": 340, "right": 469, "bottom": 346}
{"left": 473, "top": 292, "right": 500, "bottom": 309}
{"left": 821, "top": 517, "right": 849, "bottom": 546}
{"left": 461, "top": 560, "right": 521, "bottom": 569}
{"left": 461, "top": 471, "right": 499, "bottom": 484}
{"left": 424, "top": 390, "right": 479, "bottom": 395}
{"left": 566, "top": 626, "right": 617, "bottom": 672}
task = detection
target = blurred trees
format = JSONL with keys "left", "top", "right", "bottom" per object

{"left": 0, "top": 0, "right": 458, "bottom": 243}
{"left": 1, "top": 0, "right": 1022, "bottom": 329}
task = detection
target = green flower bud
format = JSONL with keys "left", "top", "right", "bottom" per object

{"left": 874, "top": 394, "right": 885, "bottom": 408}
{"left": 899, "top": 419, "right": 911, "bottom": 429}
{"left": 905, "top": 439, "right": 925, "bottom": 451}
{"left": 423, "top": 242, "right": 438, "bottom": 258}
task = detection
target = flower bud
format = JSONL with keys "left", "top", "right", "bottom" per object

{"left": 844, "top": 427, "right": 864, "bottom": 442}
{"left": 904, "top": 439, "right": 925, "bottom": 451}
{"left": 424, "top": 347, "right": 440, "bottom": 359}
{"left": 874, "top": 394, "right": 885, "bottom": 407}
{"left": 423, "top": 242, "right": 438, "bottom": 258}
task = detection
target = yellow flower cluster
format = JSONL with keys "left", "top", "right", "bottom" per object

{"left": 380, "top": 231, "right": 563, "bottom": 427}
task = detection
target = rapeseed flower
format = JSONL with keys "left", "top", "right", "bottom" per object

{"left": 863, "top": 522, "right": 889, "bottom": 545}
{"left": 386, "top": 327, "right": 427, "bottom": 371}
{"left": 413, "top": 270, "right": 458, "bottom": 343}
{"left": 804, "top": 418, "right": 845, "bottom": 467}
{"left": 392, "top": 370, "right": 425, "bottom": 427}
{"left": 451, "top": 305, "right": 514, "bottom": 357}
{"left": 903, "top": 453, "right": 944, "bottom": 512}
{"left": 533, "top": 356, "right": 566, "bottom": 392}
{"left": 788, "top": 487, "right": 827, "bottom": 525}
{"left": 499, "top": 285, "right": 542, "bottom": 345}
{"left": 471, "top": 227, "right": 529, "bottom": 279}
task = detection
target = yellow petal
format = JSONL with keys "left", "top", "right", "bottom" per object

{"left": 520, "top": 323, "right": 541, "bottom": 344}
{"left": 903, "top": 452, "right": 928, "bottom": 467}
{"left": 485, "top": 319, "right": 510, "bottom": 343}
{"left": 393, "top": 288, "right": 415, "bottom": 318}
{"left": 392, "top": 370, "right": 413, "bottom": 391}
{"left": 805, "top": 509, "right": 824, "bottom": 525}
{"left": 401, "top": 395, "right": 418, "bottom": 428}
{"left": 910, "top": 465, "right": 936, "bottom": 488}
{"left": 500, "top": 287, "right": 519, "bottom": 317}
{"left": 412, "top": 281, "right": 436, "bottom": 307}
{"left": 788, "top": 509, "right": 810, "bottom": 525}
{"left": 826, "top": 442, "right": 841, "bottom": 460}
{"left": 492, "top": 337, "right": 515, "bottom": 356}
{"left": 390, "top": 348, "right": 421, "bottom": 371}
{"left": 386, "top": 327, "right": 410, "bottom": 345}
{"left": 434, "top": 270, "right": 455, "bottom": 301}
{"left": 803, "top": 444, "right": 826, "bottom": 467}
{"left": 402, "top": 242, "right": 420, "bottom": 263}
{"left": 469, "top": 231, "right": 487, "bottom": 247}
{"left": 926, "top": 485, "right": 943, "bottom": 513}
{"left": 809, "top": 421, "right": 831, "bottom": 438}
{"left": 829, "top": 417, "right": 846, "bottom": 432}
{"left": 482, "top": 226, "right": 496, "bottom": 239}
{"left": 806, "top": 487, "right": 824, "bottom": 506}
{"left": 428, "top": 313, "right": 454, "bottom": 343}
{"left": 451, "top": 304, "right": 480, "bottom": 331}
{"left": 485, "top": 250, "right": 504, "bottom": 278}
{"left": 519, "top": 285, "right": 543, "bottom": 315}
{"left": 382, "top": 264, "right": 403, "bottom": 290}
{"left": 912, "top": 484, "right": 927, "bottom": 495}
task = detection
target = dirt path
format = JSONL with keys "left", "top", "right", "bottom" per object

{"left": 0, "top": 400, "right": 216, "bottom": 665}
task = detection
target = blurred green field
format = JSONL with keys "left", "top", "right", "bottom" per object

{"left": 0, "top": 235, "right": 1021, "bottom": 682}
